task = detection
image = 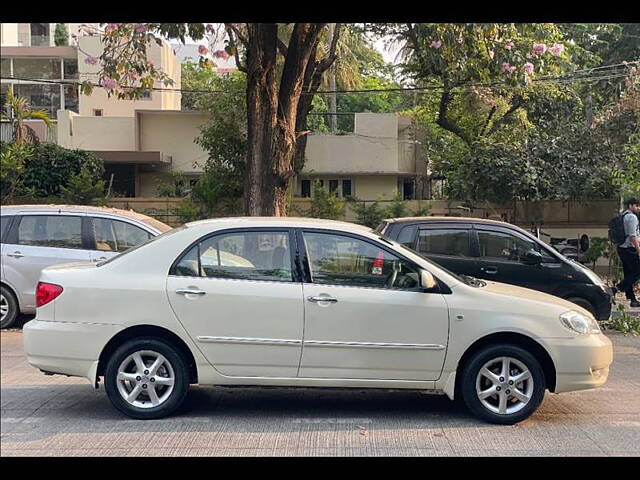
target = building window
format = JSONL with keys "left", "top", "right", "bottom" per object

{"left": 342, "top": 179, "right": 352, "bottom": 197}
{"left": 301, "top": 180, "right": 311, "bottom": 198}
{"left": 140, "top": 90, "right": 152, "bottom": 100}
{"left": 30, "top": 23, "right": 50, "bottom": 47}
{"left": 93, "top": 109, "right": 103, "bottom": 117}
{"left": 63, "top": 84, "right": 79, "bottom": 113}
{"left": 13, "top": 58, "right": 62, "bottom": 80}
{"left": 329, "top": 179, "right": 339, "bottom": 194}
{"left": 63, "top": 59, "right": 78, "bottom": 80}
{"left": 1, "top": 58, "right": 11, "bottom": 78}
{"left": 13, "top": 83, "right": 61, "bottom": 118}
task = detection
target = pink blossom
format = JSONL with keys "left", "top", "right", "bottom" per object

{"left": 505, "top": 40, "right": 514, "bottom": 50}
{"left": 149, "top": 60, "right": 155, "bottom": 67}
{"left": 488, "top": 50, "right": 495, "bottom": 60}
{"left": 502, "top": 62, "right": 512, "bottom": 73}
{"left": 549, "top": 43, "right": 564, "bottom": 56}
{"left": 523, "top": 62, "right": 534, "bottom": 75}
{"left": 84, "top": 56, "right": 98, "bottom": 65}
{"left": 134, "top": 24, "right": 147, "bottom": 34}
{"left": 213, "top": 49, "right": 230, "bottom": 60}
{"left": 206, "top": 24, "right": 214, "bottom": 33}
{"left": 429, "top": 40, "right": 442, "bottom": 49}
{"left": 198, "top": 45, "right": 209, "bottom": 56}
{"left": 526, "top": 53, "right": 532, "bottom": 59}
{"left": 532, "top": 43, "right": 547, "bottom": 55}
{"left": 509, "top": 65, "right": 517, "bottom": 73}
{"left": 104, "top": 24, "right": 119, "bottom": 34}
{"left": 99, "top": 78, "right": 117, "bottom": 89}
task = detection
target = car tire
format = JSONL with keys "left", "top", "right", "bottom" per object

{"left": 0, "top": 286, "right": 19, "bottom": 329}
{"left": 566, "top": 297, "right": 596, "bottom": 318}
{"left": 104, "top": 338, "right": 189, "bottom": 420}
{"left": 461, "top": 344, "right": 546, "bottom": 425}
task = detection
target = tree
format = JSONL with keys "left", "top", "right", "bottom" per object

{"left": 2, "top": 90, "right": 54, "bottom": 144}
{"left": 89, "top": 23, "right": 344, "bottom": 216}
{"left": 54, "top": 23, "right": 69, "bottom": 46}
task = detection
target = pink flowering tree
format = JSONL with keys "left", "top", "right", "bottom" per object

{"left": 369, "top": 23, "right": 570, "bottom": 146}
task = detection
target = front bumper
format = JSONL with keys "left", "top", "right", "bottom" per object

{"left": 23, "top": 319, "right": 124, "bottom": 384}
{"left": 545, "top": 333, "right": 613, "bottom": 393}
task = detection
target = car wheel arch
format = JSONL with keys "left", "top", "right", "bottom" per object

{"left": 97, "top": 325, "right": 198, "bottom": 385}
{"left": 453, "top": 331, "right": 557, "bottom": 399}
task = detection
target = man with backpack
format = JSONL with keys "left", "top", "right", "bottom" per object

{"left": 611, "top": 198, "right": 640, "bottom": 307}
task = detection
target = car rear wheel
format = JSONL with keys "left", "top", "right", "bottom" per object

{"left": 104, "top": 338, "right": 189, "bottom": 419}
{"left": 461, "top": 345, "right": 546, "bottom": 424}
{"left": 0, "top": 286, "right": 18, "bottom": 329}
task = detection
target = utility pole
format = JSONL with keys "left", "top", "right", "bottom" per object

{"left": 328, "top": 23, "right": 337, "bottom": 132}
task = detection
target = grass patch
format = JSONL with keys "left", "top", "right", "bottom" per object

{"left": 602, "top": 304, "right": 640, "bottom": 335}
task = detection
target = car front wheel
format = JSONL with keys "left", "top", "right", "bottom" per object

{"left": 104, "top": 338, "right": 189, "bottom": 419}
{"left": 461, "top": 345, "right": 546, "bottom": 424}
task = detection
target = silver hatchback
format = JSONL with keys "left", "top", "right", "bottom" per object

{"left": 0, "top": 205, "right": 172, "bottom": 328}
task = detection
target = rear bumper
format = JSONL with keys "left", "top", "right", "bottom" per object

{"left": 546, "top": 333, "right": 613, "bottom": 393}
{"left": 23, "top": 319, "right": 123, "bottom": 384}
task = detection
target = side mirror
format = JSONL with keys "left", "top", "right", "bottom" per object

{"left": 420, "top": 270, "right": 438, "bottom": 290}
{"left": 522, "top": 249, "right": 543, "bottom": 265}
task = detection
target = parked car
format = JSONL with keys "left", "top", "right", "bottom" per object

{"left": 376, "top": 217, "right": 613, "bottom": 321}
{"left": 0, "top": 205, "right": 172, "bottom": 329}
{"left": 23, "top": 217, "right": 612, "bottom": 424}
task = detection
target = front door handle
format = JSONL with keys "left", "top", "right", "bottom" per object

{"left": 92, "top": 257, "right": 107, "bottom": 262}
{"left": 480, "top": 266, "right": 498, "bottom": 274}
{"left": 307, "top": 296, "right": 338, "bottom": 303}
{"left": 176, "top": 288, "right": 207, "bottom": 296}
{"left": 7, "top": 251, "right": 24, "bottom": 258}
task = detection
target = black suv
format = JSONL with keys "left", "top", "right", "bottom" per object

{"left": 377, "top": 217, "right": 613, "bottom": 321}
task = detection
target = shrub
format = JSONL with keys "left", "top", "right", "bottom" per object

{"left": 0, "top": 141, "right": 31, "bottom": 203}
{"left": 349, "top": 198, "right": 387, "bottom": 229}
{"left": 296, "top": 181, "right": 346, "bottom": 220}
{"left": 59, "top": 165, "right": 106, "bottom": 205}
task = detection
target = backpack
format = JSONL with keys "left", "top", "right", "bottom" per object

{"left": 608, "top": 211, "right": 630, "bottom": 245}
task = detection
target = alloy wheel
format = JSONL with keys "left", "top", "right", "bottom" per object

{"left": 475, "top": 356, "right": 534, "bottom": 415}
{"left": 0, "top": 294, "right": 8, "bottom": 323}
{"left": 116, "top": 350, "right": 175, "bottom": 409}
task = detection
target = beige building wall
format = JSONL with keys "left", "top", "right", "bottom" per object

{"left": 304, "top": 134, "right": 399, "bottom": 174}
{"left": 138, "top": 112, "right": 208, "bottom": 172}
{"left": 57, "top": 111, "right": 136, "bottom": 150}
{"left": 0, "top": 24, "right": 19, "bottom": 46}
{"left": 353, "top": 176, "right": 398, "bottom": 200}
{"left": 77, "top": 36, "right": 181, "bottom": 117}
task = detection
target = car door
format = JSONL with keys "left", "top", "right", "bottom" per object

{"left": 473, "top": 226, "right": 558, "bottom": 293}
{"left": 2, "top": 213, "right": 91, "bottom": 311}
{"left": 166, "top": 228, "right": 304, "bottom": 377}
{"left": 88, "top": 216, "right": 154, "bottom": 262}
{"left": 412, "top": 224, "right": 478, "bottom": 277}
{"left": 298, "top": 229, "right": 449, "bottom": 381}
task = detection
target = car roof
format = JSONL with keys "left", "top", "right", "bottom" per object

{"left": 186, "top": 216, "right": 373, "bottom": 234}
{"left": 381, "top": 216, "right": 535, "bottom": 235}
{"left": 0, "top": 204, "right": 172, "bottom": 232}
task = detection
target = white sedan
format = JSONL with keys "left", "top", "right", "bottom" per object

{"left": 23, "top": 217, "right": 613, "bottom": 424}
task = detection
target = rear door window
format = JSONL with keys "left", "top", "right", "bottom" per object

{"left": 92, "top": 218, "right": 153, "bottom": 253}
{"left": 416, "top": 229, "right": 471, "bottom": 257}
{"left": 17, "top": 215, "right": 83, "bottom": 249}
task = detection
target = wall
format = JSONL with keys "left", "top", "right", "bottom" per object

{"left": 137, "top": 112, "right": 209, "bottom": 172}
{"left": 57, "top": 112, "right": 136, "bottom": 150}
{"left": 303, "top": 134, "right": 399, "bottom": 174}
{"left": 0, "top": 24, "right": 19, "bottom": 46}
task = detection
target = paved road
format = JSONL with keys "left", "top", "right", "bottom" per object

{"left": 1, "top": 328, "right": 639, "bottom": 457}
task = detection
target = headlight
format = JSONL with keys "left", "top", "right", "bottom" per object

{"left": 560, "top": 310, "right": 601, "bottom": 335}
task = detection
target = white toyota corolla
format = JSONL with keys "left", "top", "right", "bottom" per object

{"left": 23, "top": 217, "right": 613, "bottom": 424}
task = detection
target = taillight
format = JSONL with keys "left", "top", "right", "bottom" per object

{"left": 35, "top": 282, "right": 64, "bottom": 307}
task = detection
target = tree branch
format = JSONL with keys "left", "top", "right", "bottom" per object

{"left": 480, "top": 105, "right": 497, "bottom": 137}
{"left": 277, "top": 38, "right": 288, "bottom": 58}
{"left": 436, "top": 84, "right": 472, "bottom": 145}
{"left": 317, "top": 23, "right": 342, "bottom": 72}
{"left": 487, "top": 100, "right": 523, "bottom": 136}
{"left": 225, "top": 27, "right": 247, "bottom": 73}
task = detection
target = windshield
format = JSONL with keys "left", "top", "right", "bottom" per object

{"left": 97, "top": 226, "right": 186, "bottom": 266}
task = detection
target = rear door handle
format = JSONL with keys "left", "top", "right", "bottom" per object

{"left": 307, "top": 296, "right": 338, "bottom": 303}
{"left": 176, "top": 288, "right": 207, "bottom": 296}
{"left": 7, "top": 251, "right": 24, "bottom": 258}
{"left": 480, "top": 266, "right": 498, "bottom": 274}
{"left": 92, "top": 257, "right": 107, "bottom": 262}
